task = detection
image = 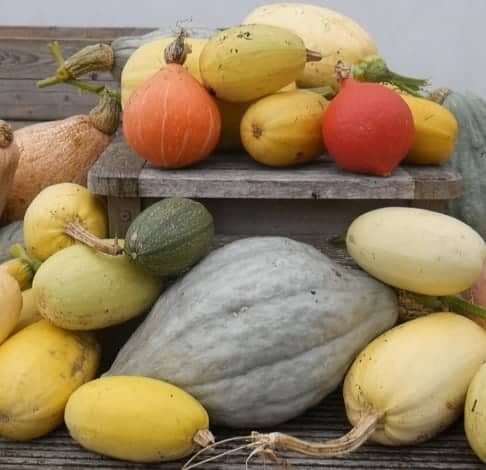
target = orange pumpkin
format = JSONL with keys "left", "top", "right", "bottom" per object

{"left": 123, "top": 33, "right": 221, "bottom": 169}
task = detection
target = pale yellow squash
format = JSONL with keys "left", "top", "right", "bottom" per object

{"left": 10, "top": 288, "right": 42, "bottom": 335}
{"left": 465, "top": 363, "right": 486, "bottom": 462}
{"left": 65, "top": 376, "right": 212, "bottom": 462}
{"left": 344, "top": 313, "right": 486, "bottom": 447}
{"left": 0, "top": 270, "right": 22, "bottom": 344}
{"left": 33, "top": 242, "right": 163, "bottom": 330}
{"left": 121, "top": 37, "right": 207, "bottom": 108}
{"left": 402, "top": 95, "right": 459, "bottom": 165}
{"left": 346, "top": 207, "right": 486, "bottom": 296}
{"left": 242, "top": 3, "right": 379, "bottom": 89}
{"left": 0, "top": 320, "right": 100, "bottom": 440}
{"left": 240, "top": 90, "right": 328, "bottom": 167}
{"left": 24, "top": 182, "right": 108, "bottom": 261}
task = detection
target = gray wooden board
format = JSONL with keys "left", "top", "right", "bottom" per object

{"left": 89, "top": 138, "right": 462, "bottom": 201}
{"left": 0, "top": 392, "right": 481, "bottom": 469}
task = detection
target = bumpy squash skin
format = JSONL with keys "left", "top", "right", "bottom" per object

{"left": 465, "top": 363, "right": 486, "bottom": 462}
{"left": 199, "top": 24, "right": 308, "bottom": 102}
{"left": 346, "top": 207, "right": 486, "bottom": 296}
{"left": 0, "top": 320, "right": 100, "bottom": 441}
{"left": 107, "top": 237, "right": 398, "bottom": 428}
{"left": 65, "top": 376, "right": 210, "bottom": 462}
{"left": 121, "top": 37, "right": 208, "bottom": 108}
{"left": 443, "top": 92, "right": 486, "bottom": 239}
{"left": 24, "top": 183, "right": 108, "bottom": 262}
{"left": 402, "top": 95, "right": 459, "bottom": 165}
{"left": 125, "top": 198, "right": 215, "bottom": 277}
{"left": 33, "top": 243, "right": 163, "bottom": 330}
{"left": 0, "top": 270, "right": 22, "bottom": 344}
{"left": 344, "top": 313, "right": 486, "bottom": 446}
{"left": 241, "top": 90, "right": 328, "bottom": 167}
{"left": 242, "top": 3, "right": 379, "bottom": 90}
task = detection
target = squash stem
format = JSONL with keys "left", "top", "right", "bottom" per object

{"left": 48, "top": 41, "right": 65, "bottom": 67}
{"left": 56, "top": 43, "right": 114, "bottom": 81}
{"left": 351, "top": 56, "right": 429, "bottom": 97}
{"left": 0, "top": 120, "right": 13, "bottom": 148}
{"left": 64, "top": 222, "right": 123, "bottom": 256}
{"left": 89, "top": 88, "right": 121, "bottom": 135}
{"left": 9, "top": 243, "right": 41, "bottom": 273}
{"left": 399, "top": 291, "right": 486, "bottom": 320}
{"left": 164, "top": 29, "right": 192, "bottom": 65}
{"left": 429, "top": 87, "right": 454, "bottom": 105}
{"left": 305, "top": 49, "right": 322, "bottom": 63}
{"left": 251, "top": 411, "right": 382, "bottom": 457}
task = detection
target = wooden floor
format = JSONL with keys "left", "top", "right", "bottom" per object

{"left": 0, "top": 389, "right": 482, "bottom": 469}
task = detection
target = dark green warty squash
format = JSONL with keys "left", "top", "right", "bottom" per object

{"left": 125, "top": 198, "right": 214, "bottom": 277}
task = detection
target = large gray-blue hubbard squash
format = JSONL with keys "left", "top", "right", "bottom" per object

{"left": 431, "top": 89, "right": 486, "bottom": 239}
{"left": 106, "top": 237, "right": 398, "bottom": 428}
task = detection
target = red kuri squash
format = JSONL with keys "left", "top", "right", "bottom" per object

{"left": 123, "top": 32, "right": 221, "bottom": 169}
{"left": 322, "top": 63, "right": 415, "bottom": 177}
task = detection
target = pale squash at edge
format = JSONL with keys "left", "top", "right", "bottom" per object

{"left": 0, "top": 270, "right": 22, "bottom": 344}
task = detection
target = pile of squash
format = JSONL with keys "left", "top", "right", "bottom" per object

{"left": 0, "top": 178, "right": 486, "bottom": 465}
{"left": 2, "top": 1, "right": 486, "bottom": 467}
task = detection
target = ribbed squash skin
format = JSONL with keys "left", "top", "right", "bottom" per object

{"left": 443, "top": 92, "right": 486, "bottom": 239}
{"left": 241, "top": 90, "right": 328, "bottom": 167}
{"left": 199, "top": 24, "right": 309, "bottom": 102}
{"left": 65, "top": 376, "right": 210, "bottom": 463}
{"left": 107, "top": 237, "right": 398, "bottom": 428}
{"left": 402, "top": 95, "right": 459, "bottom": 165}
{"left": 0, "top": 320, "right": 100, "bottom": 440}
{"left": 125, "top": 198, "right": 214, "bottom": 277}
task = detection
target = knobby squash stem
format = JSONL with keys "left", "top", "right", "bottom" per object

{"left": 9, "top": 243, "right": 42, "bottom": 273}
{"left": 0, "top": 120, "right": 13, "bottom": 148}
{"left": 164, "top": 29, "right": 192, "bottom": 65}
{"left": 429, "top": 87, "right": 454, "bottom": 105}
{"left": 89, "top": 88, "right": 122, "bottom": 135}
{"left": 64, "top": 222, "right": 123, "bottom": 256}
{"left": 183, "top": 412, "right": 382, "bottom": 468}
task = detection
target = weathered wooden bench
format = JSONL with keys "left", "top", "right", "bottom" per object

{"left": 1, "top": 26, "right": 483, "bottom": 469}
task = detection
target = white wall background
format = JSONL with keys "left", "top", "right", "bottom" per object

{"left": 3, "top": 0, "right": 486, "bottom": 97}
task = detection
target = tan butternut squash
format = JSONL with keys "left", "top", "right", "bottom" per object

{"left": 0, "top": 121, "right": 19, "bottom": 219}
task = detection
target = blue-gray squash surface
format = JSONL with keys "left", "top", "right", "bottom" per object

{"left": 107, "top": 237, "right": 398, "bottom": 428}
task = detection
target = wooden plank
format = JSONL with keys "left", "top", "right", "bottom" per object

{"left": 0, "top": 38, "right": 115, "bottom": 81}
{"left": 0, "top": 394, "right": 480, "bottom": 469}
{"left": 406, "top": 164, "right": 464, "bottom": 200}
{"left": 0, "top": 78, "right": 114, "bottom": 121}
{"left": 0, "top": 26, "right": 150, "bottom": 41}
{"left": 87, "top": 135, "right": 145, "bottom": 198}
{"left": 106, "top": 197, "right": 141, "bottom": 239}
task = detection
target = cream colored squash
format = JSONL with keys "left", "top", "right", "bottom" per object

{"left": 242, "top": 3, "right": 379, "bottom": 89}
{"left": 346, "top": 207, "right": 486, "bottom": 296}
{"left": 0, "top": 320, "right": 100, "bottom": 440}
{"left": 465, "top": 363, "right": 486, "bottom": 463}
{"left": 0, "top": 270, "right": 22, "bottom": 344}
{"left": 65, "top": 376, "right": 213, "bottom": 463}
{"left": 10, "top": 288, "right": 42, "bottom": 335}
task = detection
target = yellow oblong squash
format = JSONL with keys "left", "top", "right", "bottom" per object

{"left": 240, "top": 90, "right": 328, "bottom": 167}
{"left": 0, "top": 270, "right": 22, "bottom": 344}
{"left": 0, "top": 320, "right": 100, "bottom": 440}
{"left": 465, "top": 363, "right": 486, "bottom": 462}
{"left": 199, "top": 24, "right": 315, "bottom": 102}
{"left": 344, "top": 313, "right": 486, "bottom": 447}
{"left": 402, "top": 95, "right": 459, "bottom": 165}
{"left": 346, "top": 207, "right": 486, "bottom": 296}
{"left": 121, "top": 37, "right": 207, "bottom": 108}
{"left": 65, "top": 376, "right": 212, "bottom": 463}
